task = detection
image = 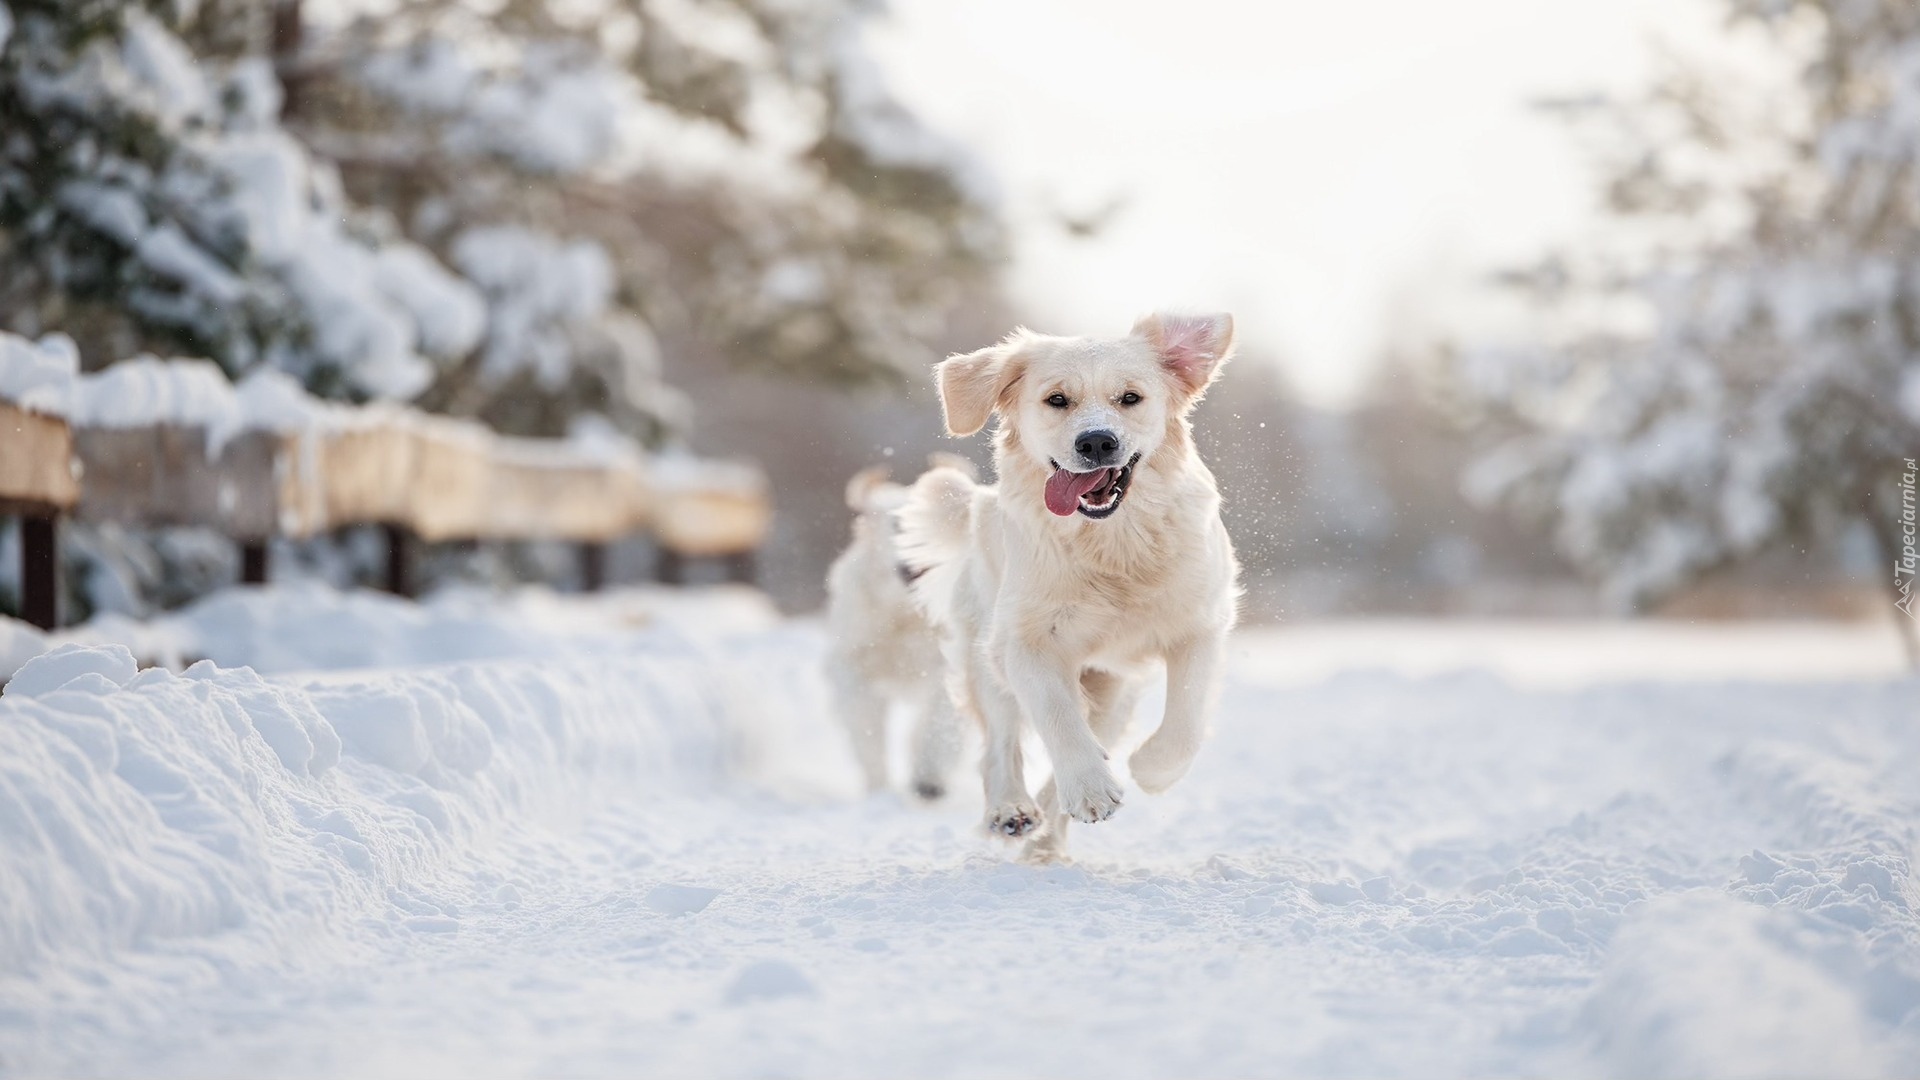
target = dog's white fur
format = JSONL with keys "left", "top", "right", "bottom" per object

{"left": 897, "top": 312, "right": 1241, "bottom": 858}
{"left": 824, "top": 455, "right": 975, "bottom": 798}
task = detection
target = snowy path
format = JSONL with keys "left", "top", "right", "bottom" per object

{"left": 2, "top": 602, "right": 1917, "bottom": 1077}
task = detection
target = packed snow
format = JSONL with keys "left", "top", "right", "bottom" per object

{"left": 0, "top": 590, "right": 1913, "bottom": 1078}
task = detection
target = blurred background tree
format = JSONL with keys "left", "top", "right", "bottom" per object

{"left": 1, "top": 0, "right": 1004, "bottom": 443}
{"left": 25, "top": 0, "right": 1880, "bottom": 628}
{"left": 286, "top": 0, "right": 1005, "bottom": 439}
{"left": 0, "top": 0, "right": 489, "bottom": 399}
{"left": 0, "top": 0, "right": 1010, "bottom": 618}
{"left": 1449, "top": 0, "right": 1919, "bottom": 652}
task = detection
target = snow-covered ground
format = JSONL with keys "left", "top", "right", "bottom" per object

{"left": 1, "top": 593, "right": 1915, "bottom": 1078}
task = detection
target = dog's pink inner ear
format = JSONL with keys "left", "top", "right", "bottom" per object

{"left": 1138, "top": 312, "right": 1234, "bottom": 394}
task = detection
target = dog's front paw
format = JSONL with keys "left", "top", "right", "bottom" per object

{"left": 1054, "top": 763, "right": 1124, "bottom": 824}
{"left": 1127, "top": 736, "right": 1194, "bottom": 794}
{"left": 985, "top": 801, "right": 1042, "bottom": 838}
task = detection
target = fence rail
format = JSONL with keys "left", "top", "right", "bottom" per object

{"left": 1, "top": 393, "right": 769, "bottom": 630}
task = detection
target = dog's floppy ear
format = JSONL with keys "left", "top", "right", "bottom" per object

{"left": 935, "top": 341, "right": 1025, "bottom": 437}
{"left": 1133, "top": 311, "right": 1235, "bottom": 397}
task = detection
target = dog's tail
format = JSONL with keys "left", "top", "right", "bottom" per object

{"left": 895, "top": 464, "right": 974, "bottom": 571}
{"left": 843, "top": 466, "right": 913, "bottom": 574}
{"left": 844, "top": 465, "right": 894, "bottom": 512}
{"left": 846, "top": 456, "right": 974, "bottom": 513}
{"left": 924, "top": 452, "right": 979, "bottom": 482}
{"left": 893, "top": 463, "right": 977, "bottom": 625}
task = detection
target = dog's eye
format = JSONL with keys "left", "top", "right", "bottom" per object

{"left": 1120, "top": 391, "right": 1142, "bottom": 406}
{"left": 1045, "top": 393, "right": 1070, "bottom": 409}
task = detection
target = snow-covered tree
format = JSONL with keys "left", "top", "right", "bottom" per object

{"left": 281, "top": 0, "right": 1004, "bottom": 437}
{"left": 2, "top": 0, "right": 1003, "bottom": 619}
{"left": 2, "top": 0, "right": 1003, "bottom": 440}
{"left": 1456, "top": 0, "right": 1920, "bottom": 651}
{"left": 0, "top": 0, "right": 485, "bottom": 399}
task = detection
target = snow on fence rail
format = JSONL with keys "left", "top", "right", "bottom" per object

{"left": 0, "top": 334, "right": 771, "bottom": 628}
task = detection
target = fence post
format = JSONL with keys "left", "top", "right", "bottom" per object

{"left": 20, "top": 513, "right": 58, "bottom": 630}
{"left": 383, "top": 523, "right": 414, "bottom": 598}
{"left": 724, "top": 550, "right": 756, "bottom": 586}
{"left": 240, "top": 540, "right": 270, "bottom": 585}
{"left": 579, "top": 541, "right": 607, "bottom": 592}
{"left": 655, "top": 546, "right": 685, "bottom": 586}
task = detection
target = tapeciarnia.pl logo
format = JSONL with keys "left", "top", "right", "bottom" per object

{"left": 1897, "top": 458, "right": 1918, "bottom": 621}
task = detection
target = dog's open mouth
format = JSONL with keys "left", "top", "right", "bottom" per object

{"left": 1044, "top": 454, "right": 1140, "bottom": 519}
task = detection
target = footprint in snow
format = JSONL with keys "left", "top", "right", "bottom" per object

{"left": 645, "top": 884, "right": 720, "bottom": 916}
{"left": 725, "top": 960, "right": 816, "bottom": 1004}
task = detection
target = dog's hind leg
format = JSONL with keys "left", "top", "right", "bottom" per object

{"left": 1021, "top": 776, "right": 1071, "bottom": 863}
{"left": 1129, "top": 631, "right": 1226, "bottom": 794}
{"left": 829, "top": 663, "right": 890, "bottom": 794}
{"left": 907, "top": 678, "right": 964, "bottom": 801}
{"left": 1082, "top": 667, "right": 1142, "bottom": 752}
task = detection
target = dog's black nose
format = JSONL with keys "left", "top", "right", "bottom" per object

{"left": 1075, "top": 429, "right": 1121, "bottom": 466}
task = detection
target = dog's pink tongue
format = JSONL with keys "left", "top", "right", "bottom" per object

{"left": 1044, "top": 467, "right": 1110, "bottom": 516}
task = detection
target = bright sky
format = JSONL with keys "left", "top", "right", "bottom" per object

{"left": 865, "top": 0, "right": 1740, "bottom": 407}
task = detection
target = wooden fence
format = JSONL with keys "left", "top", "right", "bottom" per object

{"left": 0, "top": 399, "right": 770, "bottom": 630}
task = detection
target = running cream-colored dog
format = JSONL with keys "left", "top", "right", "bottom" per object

{"left": 825, "top": 455, "right": 975, "bottom": 799}
{"left": 897, "top": 312, "right": 1241, "bottom": 858}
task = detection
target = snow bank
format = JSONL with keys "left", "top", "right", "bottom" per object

{"left": 1581, "top": 891, "right": 1894, "bottom": 1077}
{"left": 0, "top": 615, "right": 1913, "bottom": 1076}
{"left": 0, "top": 619, "right": 49, "bottom": 684}
{"left": 1232, "top": 620, "right": 1909, "bottom": 688}
{"left": 0, "top": 615, "right": 800, "bottom": 972}
{"left": 23, "top": 582, "right": 779, "bottom": 679}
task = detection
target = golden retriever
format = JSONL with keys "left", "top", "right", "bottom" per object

{"left": 824, "top": 456, "right": 975, "bottom": 798}
{"left": 896, "top": 312, "right": 1241, "bottom": 858}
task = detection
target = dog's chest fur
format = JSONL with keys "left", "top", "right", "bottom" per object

{"left": 992, "top": 452, "right": 1235, "bottom": 664}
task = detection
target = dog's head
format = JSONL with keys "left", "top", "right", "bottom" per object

{"left": 934, "top": 312, "right": 1234, "bottom": 520}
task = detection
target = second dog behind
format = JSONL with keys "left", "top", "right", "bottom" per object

{"left": 824, "top": 454, "right": 976, "bottom": 798}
